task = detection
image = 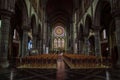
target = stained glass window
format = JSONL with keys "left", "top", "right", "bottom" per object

{"left": 54, "top": 39, "right": 58, "bottom": 48}
{"left": 54, "top": 26, "right": 65, "bottom": 37}
{"left": 58, "top": 38, "right": 61, "bottom": 47}
{"left": 53, "top": 26, "right": 65, "bottom": 49}
{"left": 61, "top": 38, "right": 64, "bottom": 48}
{"left": 28, "top": 40, "right": 32, "bottom": 50}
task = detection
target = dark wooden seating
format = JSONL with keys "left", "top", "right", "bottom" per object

{"left": 16, "top": 54, "right": 58, "bottom": 68}
{"left": 63, "top": 53, "right": 111, "bottom": 68}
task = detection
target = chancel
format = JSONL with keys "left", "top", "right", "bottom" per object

{"left": 0, "top": 0, "right": 120, "bottom": 80}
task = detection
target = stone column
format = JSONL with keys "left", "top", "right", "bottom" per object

{"left": 110, "top": 1, "right": 120, "bottom": 80}
{"left": 94, "top": 29, "right": 101, "bottom": 57}
{"left": 0, "top": 12, "right": 12, "bottom": 68}
{"left": 77, "top": 40, "right": 79, "bottom": 54}
{"left": 111, "top": 0, "right": 120, "bottom": 63}
{"left": 39, "top": 40, "right": 42, "bottom": 54}
{"left": 32, "top": 34, "right": 37, "bottom": 49}
{"left": 71, "top": 23, "right": 74, "bottom": 53}
{"left": 114, "top": 17, "right": 120, "bottom": 66}
{"left": 22, "top": 28, "right": 28, "bottom": 57}
{"left": 84, "top": 36, "right": 89, "bottom": 55}
{"left": 43, "top": 21, "right": 47, "bottom": 54}
{"left": 41, "top": 35, "right": 43, "bottom": 54}
{"left": 19, "top": 36, "right": 22, "bottom": 57}
{"left": 79, "top": 40, "right": 84, "bottom": 54}
{"left": 36, "top": 38, "right": 41, "bottom": 54}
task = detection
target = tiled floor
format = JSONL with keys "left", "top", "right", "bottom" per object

{"left": 0, "top": 68, "right": 108, "bottom": 80}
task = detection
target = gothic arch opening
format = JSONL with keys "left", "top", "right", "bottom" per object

{"left": 109, "top": 20, "right": 118, "bottom": 66}
{"left": 85, "top": 15, "right": 92, "bottom": 36}
{"left": 94, "top": 0, "right": 116, "bottom": 66}
{"left": 31, "top": 15, "right": 37, "bottom": 49}
{"left": 77, "top": 24, "right": 84, "bottom": 54}
{"left": 79, "top": 24, "right": 84, "bottom": 40}
{"left": 7, "top": 0, "right": 29, "bottom": 65}
{"left": 85, "top": 15, "right": 94, "bottom": 55}
{"left": 10, "top": 1, "right": 23, "bottom": 59}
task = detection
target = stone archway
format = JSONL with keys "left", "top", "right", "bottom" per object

{"left": 94, "top": 0, "right": 116, "bottom": 66}
{"left": 84, "top": 14, "right": 93, "bottom": 55}
{"left": 37, "top": 24, "right": 42, "bottom": 53}
{"left": 76, "top": 25, "right": 79, "bottom": 54}
{"left": 109, "top": 19, "right": 118, "bottom": 66}
{"left": 88, "top": 35, "right": 95, "bottom": 55}
{"left": 85, "top": 15, "right": 95, "bottom": 55}
{"left": 11, "top": 0, "right": 29, "bottom": 58}
{"left": 31, "top": 15, "right": 37, "bottom": 49}
{"left": 78, "top": 24, "right": 84, "bottom": 54}
{"left": 85, "top": 15, "right": 92, "bottom": 36}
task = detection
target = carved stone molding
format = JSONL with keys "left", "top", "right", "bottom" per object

{"left": 0, "top": 0, "right": 15, "bottom": 13}
{"left": 111, "top": 0, "right": 120, "bottom": 17}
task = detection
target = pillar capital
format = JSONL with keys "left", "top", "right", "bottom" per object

{"left": 0, "top": 10, "right": 14, "bottom": 18}
{"left": 0, "top": 10, "right": 12, "bottom": 68}
{"left": 0, "top": 0, "right": 15, "bottom": 13}
{"left": 111, "top": 0, "right": 120, "bottom": 17}
{"left": 33, "top": 33, "right": 38, "bottom": 36}
{"left": 83, "top": 33, "right": 88, "bottom": 37}
{"left": 22, "top": 26, "right": 29, "bottom": 31}
{"left": 22, "top": 25, "right": 30, "bottom": 31}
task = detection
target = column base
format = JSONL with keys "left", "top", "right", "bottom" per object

{"left": 0, "top": 59, "right": 9, "bottom": 68}
{"left": 110, "top": 64, "right": 120, "bottom": 80}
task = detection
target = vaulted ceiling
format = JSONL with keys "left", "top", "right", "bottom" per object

{"left": 46, "top": 0, "right": 73, "bottom": 26}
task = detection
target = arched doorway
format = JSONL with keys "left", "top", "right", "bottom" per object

{"left": 109, "top": 20, "right": 118, "bottom": 66}
{"left": 9, "top": 0, "right": 28, "bottom": 65}
{"left": 84, "top": 14, "right": 93, "bottom": 55}
{"left": 31, "top": 15, "right": 37, "bottom": 49}
{"left": 78, "top": 24, "right": 84, "bottom": 54}
{"left": 94, "top": 0, "right": 117, "bottom": 66}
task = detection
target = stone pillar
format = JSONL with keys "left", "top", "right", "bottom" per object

{"left": 84, "top": 36, "right": 89, "bottom": 55}
{"left": 114, "top": 17, "right": 120, "bottom": 66}
{"left": 0, "top": 12, "right": 12, "bottom": 68}
{"left": 79, "top": 40, "right": 84, "bottom": 54}
{"left": 19, "top": 37, "right": 22, "bottom": 57}
{"left": 110, "top": 1, "right": 120, "bottom": 80}
{"left": 111, "top": 0, "right": 120, "bottom": 64}
{"left": 36, "top": 38, "right": 41, "bottom": 54}
{"left": 32, "top": 34, "right": 37, "bottom": 49}
{"left": 41, "top": 30, "right": 43, "bottom": 54}
{"left": 77, "top": 40, "right": 79, "bottom": 54}
{"left": 94, "top": 29, "right": 101, "bottom": 57}
{"left": 110, "top": 12, "right": 120, "bottom": 80}
{"left": 39, "top": 40, "right": 42, "bottom": 54}
{"left": 69, "top": 22, "right": 73, "bottom": 53}
{"left": 41, "top": 18, "right": 47, "bottom": 54}
{"left": 22, "top": 28, "right": 28, "bottom": 57}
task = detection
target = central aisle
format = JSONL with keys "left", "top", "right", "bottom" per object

{"left": 56, "top": 54, "right": 66, "bottom": 80}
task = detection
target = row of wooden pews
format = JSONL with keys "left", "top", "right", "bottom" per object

{"left": 63, "top": 53, "right": 111, "bottom": 69}
{"left": 16, "top": 54, "right": 58, "bottom": 69}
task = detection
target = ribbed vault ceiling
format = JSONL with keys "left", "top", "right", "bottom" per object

{"left": 46, "top": 0, "right": 73, "bottom": 26}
